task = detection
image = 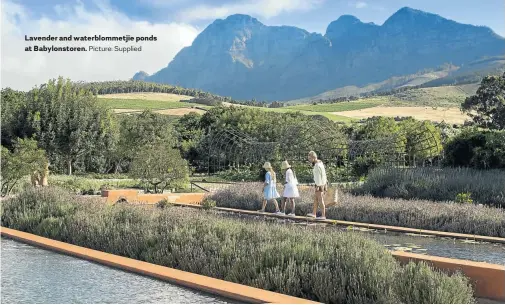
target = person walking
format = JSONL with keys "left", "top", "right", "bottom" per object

{"left": 258, "top": 162, "right": 283, "bottom": 215}
{"left": 280, "top": 161, "right": 300, "bottom": 216}
{"left": 307, "top": 151, "right": 327, "bottom": 220}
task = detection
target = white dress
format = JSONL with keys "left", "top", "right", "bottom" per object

{"left": 283, "top": 169, "right": 300, "bottom": 198}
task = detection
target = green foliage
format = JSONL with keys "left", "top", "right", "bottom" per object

{"left": 98, "top": 98, "right": 192, "bottom": 109}
{"left": 461, "top": 72, "right": 505, "bottom": 130}
{"left": 198, "top": 106, "right": 349, "bottom": 173}
{"left": 188, "top": 97, "right": 223, "bottom": 107}
{"left": 111, "top": 110, "right": 176, "bottom": 173}
{"left": 455, "top": 192, "right": 473, "bottom": 204}
{"left": 155, "top": 199, "right": 173, "bottom": 209}
{"left": 443, "top": 128, "right": 505, "bottom": 169}
{"left": 216, "top": 168, "right": 262, "bottom": 182}
{"left": 397, "top": 262, "right": 474, "bottom": 304}
{"left": 48, "top": 175, "right": 142, "bottom": 195}
{"left": 9, "top": 77, "right": 118, "bottom": 175}
{"left": 351, "top": 156, "right": 383, "bottom": 177}
{"left": 201, "top": 197, "right": 216, "bottom": 210}
{"left": 78, "top": 80, "right": 234, "bottom": 103}
{"left": 174, "top": 113, "right": 203, "bottom": 162}
{"left": 286, "top": 101, "right": 381, "bottom": 112}
{"left": 1, "top": 138, "right": 48, "bottom": 196}
{"left": 1, "top": 88, "right": 29, "bottom": 149}
{"left": 356, "top": 117, "right": 404, "bottom": 147}
{"left": 1, "top": 188, "right": 475, "bottom": 304}
{"left": 129, "top": 143, "right": 189, "bottom": 193}
{"left": 356, "top": 167, "right": 505, "bottom": 208}
{"left": 210, "top": 183, "right": 505, "bottom": 237}
{"left": 350, "top": 117, "right": 407, "bottom": 175}
{"left": 399, "top": 118, "right": 443, "bottom": 161}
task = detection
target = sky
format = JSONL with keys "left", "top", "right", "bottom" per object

{"left": 2, "top": 0, "right": 504, "bottom": 91}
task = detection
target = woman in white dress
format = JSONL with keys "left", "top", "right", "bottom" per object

{"left": 258, "top": 162, "right": 283, "bottom": 215}
{"left": 281, "top": 161, "right": 300, "bottom": 216}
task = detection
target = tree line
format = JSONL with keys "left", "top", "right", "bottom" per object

{"left": 1, "top": 73, "right": 503, "bottom": 195}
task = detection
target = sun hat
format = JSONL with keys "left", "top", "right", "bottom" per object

{"left": 263, "top": 162, "right": 273, "bottom": 169}
{"left": 281, "top": 160, "right": 291, "bottom": 170}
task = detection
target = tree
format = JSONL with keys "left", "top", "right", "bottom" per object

{"left": 461, "top": 72, "right": 505, "bottom": 130}
{"left": 399, "top": 118, "right": 443, "bottom": 162}
{"left": 111, "top": 110, "right": 175, "bottom": 173}
{"left": 129, "top": 143, "right": 189, "bottom": 193}
{"left": 22, "top": 77, "right": 117, "bottom": 175}
{"left": 356, "top": 116, "right": 406, "bottom": 153}
{"left": 1, "top": 88, "right": 29, "bottom": 149}
{"left": 175, "top": 112, "right": 203, "bottom": 162}
{"left": 443, "top": 128, "right": 505, "bottom": 169}
{"left": 1, "top": 138, "right": 48, "bottom": 196}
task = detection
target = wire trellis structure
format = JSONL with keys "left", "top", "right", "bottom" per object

{"left": 197, "top": 118, "right": 443, "bottom": 179}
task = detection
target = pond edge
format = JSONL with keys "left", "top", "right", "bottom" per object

{"left": 0, "top": 227, "right": 319, "bottom": 304}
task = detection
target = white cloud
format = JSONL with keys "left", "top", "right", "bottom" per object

{"left": 355, "top": 1, "right": 368, "bottom": 9}
{"left": 0, "top": 0, "right": 200, "bottom": 91}
{"left": 177, "top": 0, "right": 324, "bottom": 22}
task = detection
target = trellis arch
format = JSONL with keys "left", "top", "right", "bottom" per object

{"left": 198, "top": 117, "right": 442, "bottom": 177}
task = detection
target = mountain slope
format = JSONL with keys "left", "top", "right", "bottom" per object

{"left": 137, "top": 7, "right": 505, "bottom": 101}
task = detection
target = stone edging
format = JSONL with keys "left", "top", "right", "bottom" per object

{"left": 0, "top": 227, "right": 319, "bottom": 304}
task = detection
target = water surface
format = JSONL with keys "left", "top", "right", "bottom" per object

{"left": 1, "top": 238, "right": 234, "bottom": 304}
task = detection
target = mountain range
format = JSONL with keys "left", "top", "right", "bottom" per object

{"left": 133, "top": 7, "right": 505, "bottom": 101}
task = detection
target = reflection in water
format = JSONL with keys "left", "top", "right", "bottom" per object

{"left": 362, "top": 230, "right": 505, "bottom": 265}
{"left": 254, "top": 213, "right": 505, "bottom": 266}
{"left": 1, "top": 238, "right": 234, "bottom": 304}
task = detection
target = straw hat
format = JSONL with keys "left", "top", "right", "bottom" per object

{"left": 281, "top": 160, "right": 291, "bottom": 170}
{"left": 262, "top": 162, "right": 273, "bottom": 169}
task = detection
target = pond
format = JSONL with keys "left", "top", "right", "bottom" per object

{"left": 1, "top": 238, "right": 235, "bottom": 304}
{"left": 220, "top": 211, "right": 505, "bottom": 266}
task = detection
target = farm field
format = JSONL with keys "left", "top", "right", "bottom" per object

{"left": 98, "top": 93, "right": 357, "bottom": 121}
{"left": 238, "top": 105, "right": 357, "bottom": 122}
{"left": 98, "top": 92, "right": 194, "bottom": 101}
{"left": 332, "top": 106, "right": 469, "bottom": 124}
{"left": 285, "top": 99, "right": 385, "bottom": 112}
{"left": 112, "top": 108, "right": 206, "bottom": 116}
{"left": 390, "top": 84, "right": 479, "bottom": 106}
{"left": 97, "top": 87, "right": 472, "bottom": 124}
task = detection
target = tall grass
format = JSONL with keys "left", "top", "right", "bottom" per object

{"left": 1, "top": 187, "right": 474, "bottom": 304}
{"left": 209, "top": 183, "right": 505, "bottom": 237}
{"left": 355, "top": 167, "right": 505, "bottom": 208}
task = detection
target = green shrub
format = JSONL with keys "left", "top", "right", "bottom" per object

{"left": 216, "top": 168, "right": 261, "bottom": 182}
{"left": 210, "top": 183, "right": 505, "bottom": 237}
{"left": 201, "top": 197, "right": 216, "bottom": 210}
{"left": 444, "top": 129, "right": 505, "bottom": 169}
{"left": 356, "top": 167, "right": 505, "bottom": 208}
{"left": 397, "top": 262, "right": 474, "bottom": 304}
{"left": 155, "top": 199, "right": 173, "bottom": 209}
{"left": 351, "top": 156, "right": 382, "bottom": 177}
{"left": 455, "top": 192, "right": 473, "bottom": 204}
{"left": 48, "top": 175, "right": 143, "bottom": 195}
{"left": 1, "top": 188, "right": 475, "bottom": 304}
